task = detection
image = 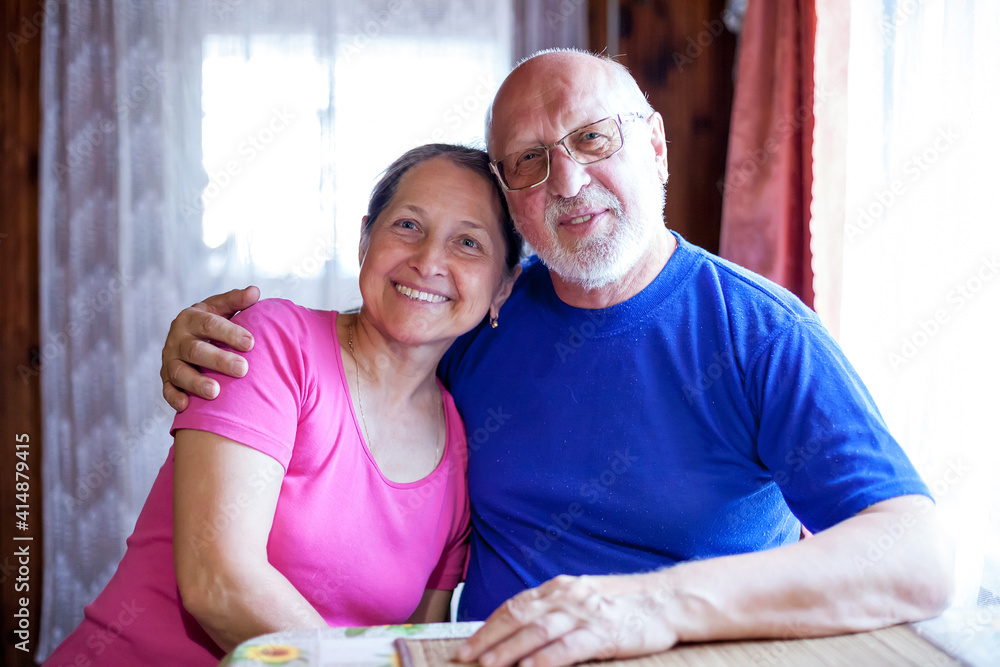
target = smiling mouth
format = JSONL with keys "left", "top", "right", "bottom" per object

{"left": 394, "top": 283, "right": 450, "bottom": 304}
{"left": 566, "top": 213, "right": 595, "bottom": 226}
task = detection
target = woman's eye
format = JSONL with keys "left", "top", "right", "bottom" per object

{"left": 398, "top": 220, "right": 417, "bottom": 230}
{"left": 461, "top": 238, "right": 480, "bottom": 249}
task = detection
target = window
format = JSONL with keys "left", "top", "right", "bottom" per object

{"left": 37, "top": 2, "right": 514, "bottom": 655}
{"left": 197, "top": 3, "right": 513, "bottom": 310}
{"left": 814, "top": 0, "right": 1000, "bottom": 606}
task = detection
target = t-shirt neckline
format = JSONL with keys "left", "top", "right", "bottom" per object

{"left": 533, "top": 231, "right": 699, "bottom": 334}
{"left": 330, "top": 311, "right": 454, "bottom": 489}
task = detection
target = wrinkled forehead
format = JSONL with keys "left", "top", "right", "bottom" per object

{"left": 489, "top": 59, "right": 630, "bottom": 157}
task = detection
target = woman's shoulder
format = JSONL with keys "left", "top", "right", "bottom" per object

{"left": 230, "top": 299, "right": 341, "bottom": 367}
{"left": 233, "top": 298, "right": 336, "bottom": 333}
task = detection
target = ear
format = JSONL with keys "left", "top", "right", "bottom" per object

{"left": 489, "top": 264, "right": 522, "bottom": 321}
{"left": 359, "top": 215, "right": 370, "bottom": 267}
{"left": 648, "top": 112, "right": 669, "bottom": 184}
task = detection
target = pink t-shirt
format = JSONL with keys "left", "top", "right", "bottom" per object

{"left": 45, "top": 300, "right": 470, "bottom": 666}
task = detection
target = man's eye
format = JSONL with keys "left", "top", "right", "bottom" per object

{"left": 515, "top": 151, "right": 543, "bottom": 167}
{"left": 576, "top": 130, "right": 610, "bottom": 145}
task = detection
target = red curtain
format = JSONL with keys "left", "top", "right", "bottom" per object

{"left": 719, "top": 0, "right": 817, "bottom": 308}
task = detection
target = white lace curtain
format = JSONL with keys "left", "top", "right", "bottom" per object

{"left": 39, "top": 1, "right": 213, "bottom": 657}
{"left": 813, "top": 0, "right": 1000, "bottom": 606}
{"left": 37, "top": 0, "right": 571, "bottom": 659}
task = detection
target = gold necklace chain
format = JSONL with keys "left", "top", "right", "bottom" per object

{"left": 347, "top": 321, "right": 375, "bottom": 451}
{"left": 347, "top": 319, "right": 443, "bottom": 466}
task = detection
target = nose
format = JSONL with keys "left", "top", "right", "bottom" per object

{"left": 410, "top": 237, "right": 448, "bottom": 277}
{"left": 545, "top": 145, "right": 590, "bottom": 198}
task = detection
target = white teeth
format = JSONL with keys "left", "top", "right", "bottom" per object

{"left": 395, "top": 283, "right": 449, "bottom": 303}
{"left": 568, "top": 214, "right": 593, "bottom": 225}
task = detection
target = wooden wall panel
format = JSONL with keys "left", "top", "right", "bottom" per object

{"left": 1, "top": 0, "right": 44, "bottom": 664}
{"left": 591, "top": 0, "right": 737, "bottom": 254}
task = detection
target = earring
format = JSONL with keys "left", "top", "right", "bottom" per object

{"left": 490, "top": 314, "right": 499, "bottom": 329}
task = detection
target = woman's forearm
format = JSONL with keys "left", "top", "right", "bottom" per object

{"left": 178, "top": 557, "right": 327, "bottom": 652}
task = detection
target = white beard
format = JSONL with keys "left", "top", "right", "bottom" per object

{"left": 534, "top": 182, "right": 665, "bottom": 291}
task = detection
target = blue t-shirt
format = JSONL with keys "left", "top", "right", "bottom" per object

{"left": 439, "top": 233, "right": 930, "bottom": 621}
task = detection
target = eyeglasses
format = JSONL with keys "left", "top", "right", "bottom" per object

{"left": 490, "top": 113, "right": 646, "bottom": 192}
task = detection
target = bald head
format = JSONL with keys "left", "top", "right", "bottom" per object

{"left": 486, "top": 49, "right": 654, "bottom": 156}
{"left": 479, "top": 48, "right": 671, "bottom": 299}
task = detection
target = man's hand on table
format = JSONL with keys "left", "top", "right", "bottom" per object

{"left": 455, "top": 573, "right": 681, "bottom": 667}
{"left": 160, "top": 286, "right": 260, "bottom": 411}
{"left": 455, "top": 496, "right": 953, "bottom": 667}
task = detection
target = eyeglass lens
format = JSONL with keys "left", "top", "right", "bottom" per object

{"left": 498, "top": 116, "right": 624, "bottom": 190}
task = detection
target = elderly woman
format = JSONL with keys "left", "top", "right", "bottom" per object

{"left": 44, "top": 144, "right": 523, "bottom": 666}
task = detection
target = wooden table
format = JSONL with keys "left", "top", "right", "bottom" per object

{"left": 396, "top": 625, "right": 957, "bottom": 666}
{"left": 221, "top": 605, "right": 1000, "bottom": 666}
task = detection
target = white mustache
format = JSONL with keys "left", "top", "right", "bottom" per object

{"left": 545, "top": 186, "right": 623, "bottom": 227}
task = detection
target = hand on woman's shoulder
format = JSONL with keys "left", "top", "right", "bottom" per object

{"left": 232, "top": 298, "right": 328, "bottom": 336}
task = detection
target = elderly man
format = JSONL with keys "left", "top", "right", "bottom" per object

{"left": 160, "top": 50, "right": 951, "bottom": 666}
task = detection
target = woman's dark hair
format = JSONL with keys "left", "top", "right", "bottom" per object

{"left": 363, "top": 144, "right": 523, "bottom": 275}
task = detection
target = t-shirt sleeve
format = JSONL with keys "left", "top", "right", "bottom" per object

{"left": 749, "top": 319, "right": 931, "bottom": 532}
{"left": 170, "top": 299, "right": 307, "bottom": 470}
{"left": 425, "top": 517, "right": 470, "bottom": 591}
